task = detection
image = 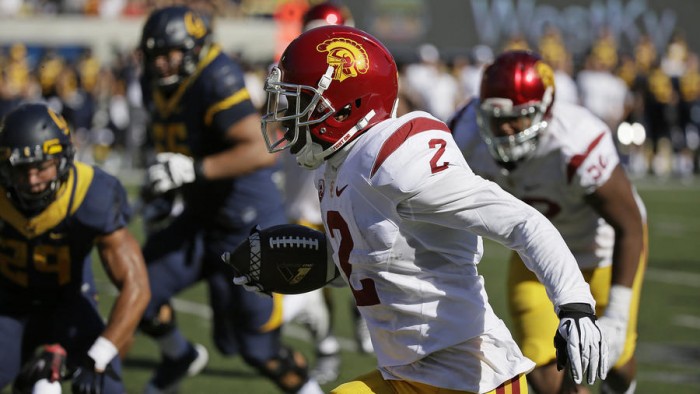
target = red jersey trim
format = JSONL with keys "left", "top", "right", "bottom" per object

{"left": 566, "top": 131, "right": 606, "bottom": 184}
{"left": 370, "top": 117, "right": 450, "bottom": 178}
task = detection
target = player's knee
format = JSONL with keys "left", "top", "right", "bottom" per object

{"left": 247, "top": 346, "right": 310, "bottom": 393}
{"left": 139, "top": 303, "right": 176, "bottom": 337}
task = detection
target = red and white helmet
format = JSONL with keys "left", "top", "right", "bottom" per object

{"left": 262, "top": 25, "right": 399, "bottom": 169}
{"left": 478, "top": 50, "right": 555, "bottom": 164}
{"left": 303, "top": 2, "right": 353, "bottom": 31}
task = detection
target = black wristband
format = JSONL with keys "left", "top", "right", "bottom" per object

{"left": 558, "top": 303, "right": 595, "bottom": 318}
{"left": 193, "top": 159, "right": 206, "bottom": 181}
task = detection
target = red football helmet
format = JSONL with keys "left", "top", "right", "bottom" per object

{"left": 478, "top": 50, "right": 555, "bottom": 164}
{"left": 262, "top": 25, "right": 399, "bottom": 169}
{"left": 303, "top": 2, "right": 353, "bottom": 31}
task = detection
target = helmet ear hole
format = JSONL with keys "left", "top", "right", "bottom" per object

{"left": 334, "top": 104, "right": 352, "bottom": 122}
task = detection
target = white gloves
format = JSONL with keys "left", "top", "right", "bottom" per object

{"left": 554, "top": 303, "right": 608, "bottom": 385}
{"left": 598, "top": 285, "right": 632, "bottom": 369}
{"left": 146, "top": 152, "right": 199, "bottom": 195}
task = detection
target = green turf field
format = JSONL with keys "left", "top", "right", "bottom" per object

{"left": 14, "top": 176, "right": 698, "bottom": 394}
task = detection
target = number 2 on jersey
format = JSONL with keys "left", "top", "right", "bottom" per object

{"left": 429, "top": 138, "right": 449, "bottom": 174}
{"left": 326, "top": 211, "right": 380, "bottom": 306}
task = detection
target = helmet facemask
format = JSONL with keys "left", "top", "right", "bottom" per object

{"left": 263, "top": 65, "right": 376, "bottom": 169}
{"left": 477, "top": 86, "right": 553, "bottom": 164}
{"left": 143, "top": 45, "right": 205, "bottom": 94}
{"left": 0, "top": 150, "right": 72, "bottom": 215}
{"left": 262, "top": 66, "right": 335, "bottom": 154}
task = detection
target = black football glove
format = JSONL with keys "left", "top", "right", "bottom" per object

{"left": 13, "top": 344, "right": 67, "bottom": 394}
{"left": 70, "top": 357, "right": 119, "bottom": 394}
{"left": 554, "top": 303, "right": 609, "bottom": 385}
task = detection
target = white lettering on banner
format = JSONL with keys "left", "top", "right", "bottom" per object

{"left": 470, "top": 0, "right": 676, "bottom": 56}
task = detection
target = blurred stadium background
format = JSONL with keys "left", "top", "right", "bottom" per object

{"left": 1, "top": 0, "right": 699, "bottom": 393}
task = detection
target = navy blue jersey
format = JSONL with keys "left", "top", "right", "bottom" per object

{"left": 142, "top": 45, "right": 256, "bottom": 158}
{"left": 141, "top": 44, "right": 283, "bottom": 224}
{"left": 0, "top": 162, "right": 131, "bottom": 310}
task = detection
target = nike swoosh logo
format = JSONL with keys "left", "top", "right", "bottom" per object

{"left": 335, "top": 184, "right": 348, "bottom": 197}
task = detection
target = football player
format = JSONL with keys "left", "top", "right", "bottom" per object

{"left": 449, "top": 50, "right": 647, "bottom": 394}
{"left": 0, "top": 103, "right": 150, "bottom": 393}
{"left": 238, "top": 25, "right": 608, "bottom": 393}
{"left": 137, "top": 6, "right": 322, "bottom": 394}
{"left": 278, "top": 1, "right": 364, "bottom": 385}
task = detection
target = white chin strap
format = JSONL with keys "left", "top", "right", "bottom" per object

{"left": 295, "top": 128, "right": 327, "bottom": 170}
{"left": 295, "top": 109, "right": 377, "bottom": 169}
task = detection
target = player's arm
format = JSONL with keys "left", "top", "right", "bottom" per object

{"left": 585, "top": 164, "right": 644, "bottom": 288}
{"left": 69, "top": 226, "right": 149, "bottom": 392}
{"left": 393, "top": 146, "right": 607, "bottom": 384}
{"left": 584, "top": 163, "right": 645, "bottom": 366}
{"left": 94, "top": 226, "right": 151, "bottom": 366}
{"left": 198, "top": 112, "right": 277, "bottom": 180}
{"left": 146, "top": 112, "right": 278, "bottom": 194}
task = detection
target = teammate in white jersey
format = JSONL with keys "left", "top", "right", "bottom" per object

{"left": 449, "top": 50, "right": 646, "bottom": 394}
{"left": 247, "top": 26, "right": 609, "bottom": 393}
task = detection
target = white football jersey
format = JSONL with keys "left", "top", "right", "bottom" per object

{"left": 451, "top": 100, "right": 646, "bottom": 269}
{"left": 315, "top": 111, "right": 594, "bottom": 391}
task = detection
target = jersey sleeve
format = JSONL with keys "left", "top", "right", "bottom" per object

{"left": 75, "top": 168, "right": 132, "bottom": 235}
{"left": 566, "top": 124, "right": 620, "bottom": 195}
{"left": 376, "top": 132, "right": 595, "bottom": 310}
{"left": 203, "top": 57, "right": 257, "bottom": 136}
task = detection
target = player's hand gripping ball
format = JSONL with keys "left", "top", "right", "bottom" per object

{"left": 223, "top": 224, "right": 339, "bottom": 294}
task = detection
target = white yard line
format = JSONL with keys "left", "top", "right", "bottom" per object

{"left": 171, "top": 298, "right": 213, "bottom": 319}
{"left": 673, "top": 315, "right": 700, "bottom": 330}
{"left": 170, "top": 297, "right": 358, "bottom": 351}
{"left": 646, "top": 268, "right": 700, "bottom": 288}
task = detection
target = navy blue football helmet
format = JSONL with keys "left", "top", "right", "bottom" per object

{"left": 140, "top": 6, "right": 212, "bottom": 90}
{"left": 0, "top": 103, "right": 75, "bottom": 214}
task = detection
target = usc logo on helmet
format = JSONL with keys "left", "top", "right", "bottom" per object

{"left": 316, "top": 38, "right": 369, "bottom": 82}
{"left": 184, "top": 11, "right": 207, "bottom": 39}
{"left": 535, "top": 61, "right": 555, "bottom": 89}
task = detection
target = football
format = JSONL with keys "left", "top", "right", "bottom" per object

{"left": 224, "top": 224, "right": 339, "bottom": 294}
